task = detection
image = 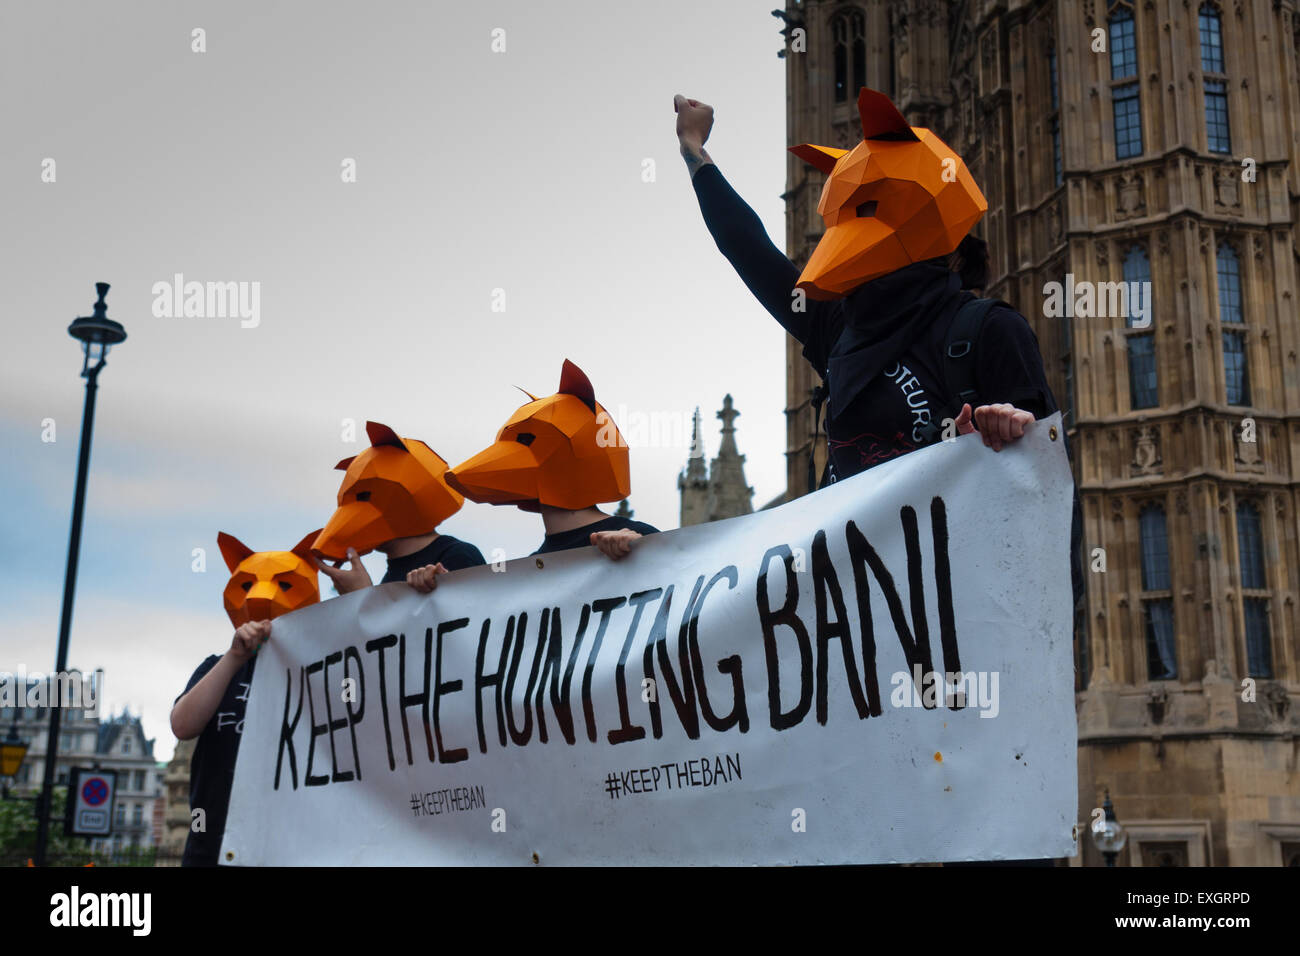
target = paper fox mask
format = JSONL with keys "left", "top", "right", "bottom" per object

{"left": 312, "top": 421, "right": 464, "bottom": 561}
{"left": 219, "top": 531, "right": 321, "bottom": 628}
{"left": 790, "top": 87, "right": 987, "bottom": 300}
{"left": 446, "top": 359, "right": 630, "bottom": 510}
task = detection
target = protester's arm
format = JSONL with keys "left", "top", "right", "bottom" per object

{"left": 170, "top": 621, "right": 268, "bottom": 740}
{"left": 675, "top": 94, "right": 827, "bottom": 346}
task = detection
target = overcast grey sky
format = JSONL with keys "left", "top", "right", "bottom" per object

{"left": 0, "top": 1, "right": 791, "bottom": 760}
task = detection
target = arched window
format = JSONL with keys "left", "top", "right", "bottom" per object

{"left": 1199, "top": 4, "right": 1231, "bottom": 152}
{"left": 1139, "top": 504, "right": 1177, "bottom": 679}
{"left": 1217, "top": 242, "right": 1250, "bottom": 405}
{"left": 1124, "top": 245, "right": 1157, "bottom": 408}
{"left": 1109, "top": 4, "right": 1143, "bottom": 158}
{"left": 851, "top": 11, "right": 865, "bottom": 95}
{"left": 1048, "top": 42, "right": 1062, "bottom": 186}
{"left": 832, "top": 10, "right": 866, "bottom": 103}
{"left": 1236, "top": 501, "right": 1273, "bottom": 677}
{"left": 1109, "top": 4, "right": 1138, "bottom": 79}
{"left": 1217, "top": 241, "right": 1242, "bottom": 323}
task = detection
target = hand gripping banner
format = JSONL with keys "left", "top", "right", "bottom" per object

{"left": 222, "top": 414, "right": 1078, "bottom": 865}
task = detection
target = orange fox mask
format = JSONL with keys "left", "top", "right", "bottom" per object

{"left": 446, "top": 359, "right": 630, "bottom": 511}
{"left": 312, "top": 421, "right": 465, "bottom": 561}
{"left": 219, "top": 531, "right": 321, "bottom": 628}
{"left": 790, "top": 87, "right": 987, "bottom": 300}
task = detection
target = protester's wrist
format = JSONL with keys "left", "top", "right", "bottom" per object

{"left": 680, "top": 141, "right": 713, "bottom": 178}
{"left": 222, "top": 646, "right": 250, "bottom": 666}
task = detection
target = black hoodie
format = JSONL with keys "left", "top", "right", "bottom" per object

{"left": 692, "top": 162, "right": 1082, "bottom": 612}
{"left": 692, "top": 162, "right": 1056, "bottom": 482}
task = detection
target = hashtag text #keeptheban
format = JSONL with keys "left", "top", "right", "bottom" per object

{"left": 604, "top": 753, "right": 741, "bottom": 799}
{"left": 411, "top": 784, "right": 487, "bottom": 817}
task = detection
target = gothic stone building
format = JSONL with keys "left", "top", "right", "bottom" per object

{"left": 679, "top": 396, "right": 757, "bottom": 525}
{"left": 778, "top": 0, "right": 1300, "bottom": 864}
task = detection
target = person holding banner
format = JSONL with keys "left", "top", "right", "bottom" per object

{"left": 309, "top": 420, "right": 486, "bottom": 595}
{"left": 674, "top": 89, "right": 1054, "bottom": 472}
{"left": 675, "top": 89, "right": 1083, "bottom": 607}
{"left": 428, "top": 359, "right": 658, "bottom": 577}
{"left": 172, "top": 532, "right": 320, "bottom": 866}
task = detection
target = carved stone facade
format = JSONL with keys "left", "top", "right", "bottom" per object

{"left": 161, "top": 737, "right": 195, "bottom": 859}
{"left": 783, "top": 0, "right": 1300, "bottom": 865}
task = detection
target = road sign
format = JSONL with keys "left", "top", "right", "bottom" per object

{"left": 82, "top": 777, "right": 108, "bottom": 806}
{"left": 65, "top": 767, "right": 117, "bottom": 837}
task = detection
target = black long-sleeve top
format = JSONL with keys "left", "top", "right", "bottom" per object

{"left": 692, "top": 162, "right": 1083, "bottom": 608}
{"left": 691, "top": 162, "right": 1058, "bottom": 481}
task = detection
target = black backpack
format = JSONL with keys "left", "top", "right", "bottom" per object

{"left": 808, "top": 295, "right": 997, "bottom": 493}
{"left": 808, "top": 296, "right": 1085, "bottom": 611}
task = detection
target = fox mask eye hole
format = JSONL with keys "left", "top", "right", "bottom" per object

{"left": 856, "top": 200, "right": 878, "bottom": 218}
{"left": 355, "top": 490, "right": 371, "bottom": 502}
{"left": 515, "top": 432, "right": 536, "bottom": 446}
{"left": 241, "top": 581, "right": 253, "bottom": 592}
{"left": 279, "top": 580, "right": 292, "bottom": 592}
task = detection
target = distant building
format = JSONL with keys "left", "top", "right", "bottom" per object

{"left": 151, "top": 762, "right": 166, "bottom": 848}
{"left": 779, "top": 0, "right": 1300, "bottom": 864}
{"left": 161, "top": 737, "right": 196, "bottom": 858}
{"left": 679, "top": 395, "right": 755, "bottom": 526}
{"left": 2, "top": 674, "right": 165, "bottom": 853}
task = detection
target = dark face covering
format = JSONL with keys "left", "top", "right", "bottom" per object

{"left": 825, "top": 258, "right": 963, "bottom": 419}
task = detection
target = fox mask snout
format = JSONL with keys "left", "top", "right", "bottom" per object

{"left": 447, "top": 359, "right": 630, "bottom": 510}
{"left": 790, "top": 87, "right": 987, "bottom": 300}
{"left": 219, "top": 531, "right": 321, "bottom": 628}
{"left": 313, "top": 421, "right": 464, "bottom": 561}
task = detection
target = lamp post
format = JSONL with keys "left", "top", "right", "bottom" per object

{"left": 33, "top": 283, "right": 126, "bottom": 866}
{"left": 1, "top": 717, "right": 29, "bottom": 800}
{"left": 1090, "top": 789, "right": 1127, "bottom": 867}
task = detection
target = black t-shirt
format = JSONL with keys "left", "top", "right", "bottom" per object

{"left": 176, "top": 654, "right": 255, "bottom": 867}
{"left": 380, "top": 534, "right": 486, "bottom": 583}
{"left": 533, "top": 516, "right": 660, "bottom": 556}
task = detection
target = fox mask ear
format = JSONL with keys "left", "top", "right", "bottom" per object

{"left": 217, "top": 532, "right": 254, "bottom": 573}
{"left": 558, "top": 359, "right": 596, "bottom": 413}
{"left": 857, "top": 87, "right": 919, "bottom": 141}
{"left": 335, "top": 456, "right": 356, "bottom": 471}
{"left": 790, "top": 89, "right": 919, "bottom": 174}
{"left": 366, "top": 421, "right": 408, "bottom": 452}
{"left": 789, "top": 143, "right": 848, "bottom": 174}
{"left": 291, "top": 530, "right": 323, "bottom": 561}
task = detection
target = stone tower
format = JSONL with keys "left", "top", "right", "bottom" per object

{"left": 678, "top": 408, "right": 712, "bottom": 526}
{"left": 709, "top": 396, "right": 756, "bottom": 520}
{"left": 781, "top": 0, "right": 1300, "bottom": 865}
{"left": 680, "top": 397, "right": 756, "bottom": 526}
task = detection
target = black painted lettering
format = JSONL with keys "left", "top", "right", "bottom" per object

{"left": 434, "top": 618, "right": 470, "bottom": 763}
{"left": 757, "top": 545, "right": 813, "bottom": 730}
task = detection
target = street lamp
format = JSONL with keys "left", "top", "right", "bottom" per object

{"left": 1090, "top": 789, "right": 1127, "bottom": 866}
{"left": 1, "top": 718, "right": 29, "bottom": 799}
{"left": 33, "top": 283, "right": 126, "bottom": 865}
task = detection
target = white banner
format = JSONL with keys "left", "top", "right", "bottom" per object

{"left": 222, "top": 413, "right": 1078, "bottom": 866}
